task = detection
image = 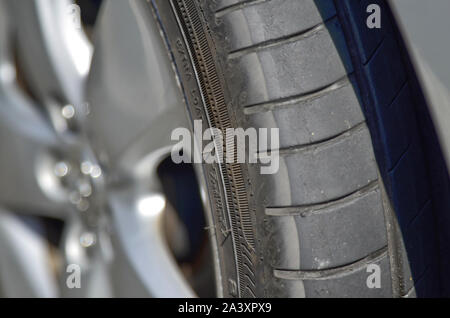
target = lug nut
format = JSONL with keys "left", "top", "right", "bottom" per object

{"left": 78, "top": 181, "right": 92, "bottom": 198}
{"left": 69, "top": 191, "right": 82, "bottom": 205}
{"left": 80, "top": 232, "right": 96, "bottom": 248}
{"left": 81, "top": 161, "right": 102, "bottom": 179}
{"left": 76, "top": 199, "right": 90, "bottom": 212}
{"left": 90, "top": 165, "right": 102, "bottom": 179}
{"left": 81, "top": 161, "right": 93, "bottom": 175}
{"left": 61, "top": 104, "right": 76, "bottom": 120}
{"left": 54, "top": 161, "right": 70, "bottom": 178}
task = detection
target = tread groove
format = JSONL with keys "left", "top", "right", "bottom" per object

{"left": 265, "top": 180, "right": 379, "bottom": 217}
{"left": 406, "top": 199, "right": 432, "bottom": 230}
{"left": 388, "top": 141, "right": 411, "bottom": 173}
{"left": 274, "top": 246, "right": 388, "bottom": 281}
{"left": 243, "top": 76, "right": 352, "bottom": 115}
{"left": 363, "top": 35, "right": 386, "bottom": 66}
{"left": 215, "top": 0, "right": 270, "bottom": 18}
{"left": 267, "top": 121, "right": 367, "bottom": 156}
{"left": 227, "top": 19, "right": 331, "bottom": 60}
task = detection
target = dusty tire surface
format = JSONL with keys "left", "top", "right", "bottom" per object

{"left": 148, "top": 0, "right": 450, "bottom": 297}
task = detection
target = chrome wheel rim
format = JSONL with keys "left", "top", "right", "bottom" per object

{"left": 0, "top": 0, "right": 218, "bottom": 298}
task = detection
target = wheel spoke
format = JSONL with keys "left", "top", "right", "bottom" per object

{"left": 86, "top": 0, "right": 189, "bottom": 175}
{"left": 86, "top": 1, "right": 196, "bottom": 297}
{"left": 0, "top": 0, "right": 71, "bottom": 219}
{"left": 0, "top": 0, "right": 201, "bottom": 298}
{"left": 59, "top": 217, "right": 114, "bottom": 298}
{"left": 8, "top": 0, "right": 92, "bottom": 107}
{"left": 109, "top": 187, "right": 195, "bottom": 298}
{"left": 0, "top": 85, "right": 71, "bottom": 218}
{"left": 0, "top": 209, "right": 59, "bottom": 297}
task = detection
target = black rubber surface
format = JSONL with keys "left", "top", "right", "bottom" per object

{"left": 336, "top": 0, "right": 450, "bottom": 297}
{"left": 149, "top": 0, "right": 450, "bottom": 297}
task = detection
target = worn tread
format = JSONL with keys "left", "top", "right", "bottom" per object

{"left": 152, "top": 0, "right": 449, "bottom": 298}
{"left": 274, "top": 246, "right": 388, "bottom": 281}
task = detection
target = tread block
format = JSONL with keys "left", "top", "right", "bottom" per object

{"left": 233, "top": 18, "right": 353, "bottom": 107}
{"left": 388, "top": 132, "right": 431, "bottom": 231}
{"left": 266, "top": 125, "right": 378, "bottom": 206}
{"left": 246, "top": 77, "right": 365, "bottom": 149}
{"left": 303, "top": 254, "right": 392, "bottom": 298}
{"left": 375, "top": 84, "right": 416, "bottom": 170}
{"left": 363, "top": 34, "right": 407, "bottom": 108}
{"left": 221, "top": 0, "right": 336, "bottom": 52}
{"left": 403, "top": 202, "right": 439, "bottom": 285}
{"left": 264, "top": 216, "right": 301, "bottom": 269}
{"left": 295, "top": 187, "right": 387, "bottom": 270}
